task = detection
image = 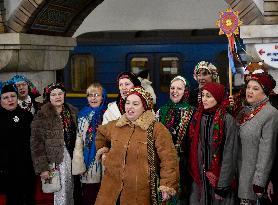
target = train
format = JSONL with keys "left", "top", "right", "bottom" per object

{"left": 60, "top": 29, "right": 234, "bottom": 109}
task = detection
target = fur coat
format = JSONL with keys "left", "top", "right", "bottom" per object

{"left": 138, "top": 77, "right": 157, "bottom": 104}
{"left": 30, "top": 102, "right": 78, "bottom": 174}
{"left": 102, "top": 101, "right": 121, "bottom": 125}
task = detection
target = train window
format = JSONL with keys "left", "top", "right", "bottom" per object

{"left": 160, "top": 57, "right": 180, "bottom": 92}
{"left": 130, "top": 57, "right": 149, "bottom": 74}
{"left": 71, "top": 54, "right": 94, "bottom": 92}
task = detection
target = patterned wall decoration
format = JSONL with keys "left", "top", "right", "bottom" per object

{"left": 7, "top": 0, "right": 103, "bottom": 37}
{"left": 31, "top": 4, "right": 74, "bottom": 32}
{"left": 30, "top": 0, "right": 99, "bottom": 35}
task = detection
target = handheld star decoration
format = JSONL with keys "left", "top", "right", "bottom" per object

{"left": 216, "top": 8, "right": 242, "bottom": 37}
{"left": 216, "top": 8, "right": 243, "bottom": 96}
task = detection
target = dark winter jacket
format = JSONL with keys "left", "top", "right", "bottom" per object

{"left": 0, "top": 106, "right": 34, "bottom": 192}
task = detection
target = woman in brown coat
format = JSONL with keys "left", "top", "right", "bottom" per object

{"left": 31, "top": 83, "right": 78, "bottom": 205}
{"left": 95, "top": 87, "right": 179, "bottom": 205}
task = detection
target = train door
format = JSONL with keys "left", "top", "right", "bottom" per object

{"left": 127, "top": 53, "right": 182, "bottom": 109}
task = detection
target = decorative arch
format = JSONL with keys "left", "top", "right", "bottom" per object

{"left": 5, "top": 0, "right": 278, "bottom": 37}
{"left": 7, "top": 0, "right": 104, "bottom": 37}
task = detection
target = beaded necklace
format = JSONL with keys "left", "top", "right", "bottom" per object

{"left": 176, "top": 107, "right": 194, "bottom": 146}
{"left": 238, "top": 100, "right": 268, "bottom": 125}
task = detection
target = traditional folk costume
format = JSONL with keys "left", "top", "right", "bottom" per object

{"left": 10, "top": 75, "right": 41, "bottom": 115}
{"left": 229, "top": 62, "right": 268, "bottom": 117}
{"left": 236, "top": 74, "right": 278, "bottom": 205}
{"left": 189, "top": 61, "right": 219, "bottom": 107}
{"left": 72, "top": 88, "right": 107, "bottom": 205}
{"left": 157, "top": 76, "right": 194, "bottom": 205}
{"left": 189, "top": 83, "right": 238, "bottom": 205}
{"left": 102, "top": 71, "right": 141, "bottom": 124}
{"left": 31, "top": 83, "right": 78, "bottom": 205}
{"left": 95, "top": 87, "right": 179, "bottom": 205}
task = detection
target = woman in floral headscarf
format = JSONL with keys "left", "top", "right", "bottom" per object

{"left": 31, "top": 83, "right": 78, "bottom": 205}
{"left": 10, "top": 75, "right": 41, "bottom": 115}
{"left": 156, "top": 76, "right": 195, "bottom": 205}
{"left": 72, "top": 83, "right": 107, "bottom": 205}
{"left": 189, "top": 61, "right": 219, "bottom": 107}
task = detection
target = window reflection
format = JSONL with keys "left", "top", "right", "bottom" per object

{"left": 160, "top": 57, "right": 180, "bottom": 92}
{"left": 130, "top": 57, "right": 149, "bottom": 75}
{"left": 71, "top": 54, "right": 94, "bottom": 92}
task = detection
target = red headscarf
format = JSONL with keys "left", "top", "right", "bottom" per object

{"left": 248, "top": 74, "right": 276, "bottom": 96}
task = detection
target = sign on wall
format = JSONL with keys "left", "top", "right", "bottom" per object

{"left": 255, "top": 43, "right": 278, "bottom": 69}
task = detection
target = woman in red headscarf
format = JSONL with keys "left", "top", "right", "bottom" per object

{"left": 189, "top": 82, "right": 238, "bottom": 205}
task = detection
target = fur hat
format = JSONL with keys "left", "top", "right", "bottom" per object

{"left": 248, "top": 74, "right": 276, "bottom": 96}
{"left": 244, "top": 61, "right": 267, "bottom": 75}
{"left": 202, "top": 82, "right": 225, "bottom": 104}
{"left": 117, "top": 71, "right": 141, "bottom": 87}
{"left": 43, "top": 82, "right": 66, "bottom": 102}
{"left": 126, "top": 86, "right": 153, "bottom": 110}
{"left": 193, "top": 61, "right": 219, "bottom": 82}
{"left": 1, "top": 83, "right": 18, "bottom": 95}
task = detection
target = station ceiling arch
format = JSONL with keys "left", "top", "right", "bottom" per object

{"left": 4, "top": 0, "right": 277, "bottom": 37}
{"left": 6, "top": 0, "right": 104, "bottom": 37}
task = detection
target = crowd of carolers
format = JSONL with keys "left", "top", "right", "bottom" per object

{"left": 0, "top": 60, "right": 278, "bottom": 205}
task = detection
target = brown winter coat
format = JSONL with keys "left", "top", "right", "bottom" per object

{"left": 95, "top": 110, "right": 179, "bottom": 205}
{"left": 30, "top": 102, "right": 78, "bottom": 174}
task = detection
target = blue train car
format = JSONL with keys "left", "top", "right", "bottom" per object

{"left": 61, "top": 29, "right": 230, "bottom": 109}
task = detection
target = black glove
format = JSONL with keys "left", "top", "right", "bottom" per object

{"left": 253, "top": 184, "right": 264, "bottom": 194}
{"left": 214, "top": 187, "right": 230, "bottom": 198}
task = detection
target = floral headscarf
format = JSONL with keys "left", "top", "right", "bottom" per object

{"left": 43, "top": 82, "right": 66, "bottom": 103}
{"left": 193, "top": 61, "right": 219, "bottom": 83}
{"left": 78, "top": 88, "right": 108, "bottom": 169}
{"left": 126, "top": 87, "right": 153, "bottom": 110}
{"left": 10, "top": 75, "right": 40, "bottom": 98}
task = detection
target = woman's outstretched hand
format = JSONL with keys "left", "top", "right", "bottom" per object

{"left": 161, "top": 191, "right": 171, "bottom": 201}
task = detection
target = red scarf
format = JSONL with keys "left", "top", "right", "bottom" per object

{"left": 189, "top": 103, "right": 226, "bottom": 188}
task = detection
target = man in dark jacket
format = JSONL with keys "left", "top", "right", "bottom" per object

{"left": 0, "top": 83, "right": 36, "bottom": 205}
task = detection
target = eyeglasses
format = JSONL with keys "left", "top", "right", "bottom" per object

{"left": 87, "top": 93, "right": 101, "bottom": 98}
